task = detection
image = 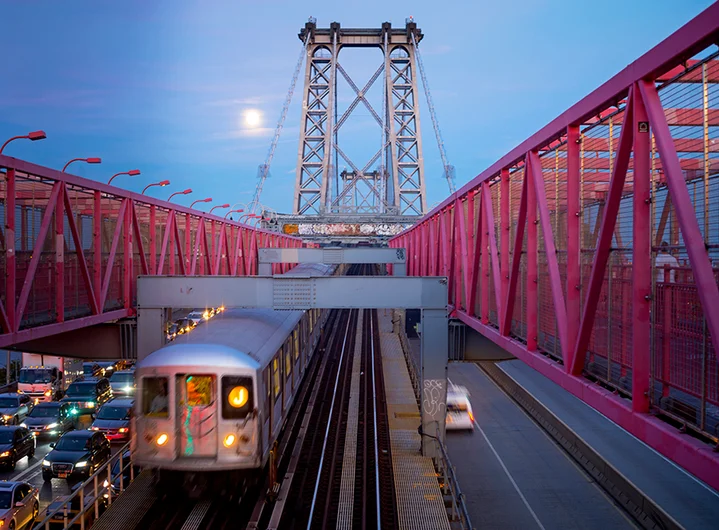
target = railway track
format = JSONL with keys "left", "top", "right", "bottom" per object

{"left": 127, "top": 264, "right": 398, "bottom": 529}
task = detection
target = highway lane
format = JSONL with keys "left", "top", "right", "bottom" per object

{"left": 445, "top": 362, "right": 638, "bottom": 530}
{"left": 0, "top": 414, "right": 127, "bottom": 515}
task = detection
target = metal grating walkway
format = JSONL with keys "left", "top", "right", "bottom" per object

{"left": 378, "top": 310, "right": 451, "bottom": 530}
{"left": 90, "top": 471, "right": 157, "bottom": 530}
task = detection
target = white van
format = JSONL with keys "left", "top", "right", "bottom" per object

{"left": 446, "top": 385, "right": 474, "bottom": 430}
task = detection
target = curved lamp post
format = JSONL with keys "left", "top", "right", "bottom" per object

{"left": 209, "top": 203, "right": 230, "bottom": 215}
{"left": 0, "top": 130, "right": 46, "bottom": 155}
{"left": 108, "top": 169, "right": 141, "bottom": 185}
{"left": 168, "top": 188, "right": 192, "bottom": 202}
{"left": 62, "top": 157, "right": 101, "bottom": 172}
{"left": 141, "top": 180, "right": 170, "bottom": 194}
{"left": 190, "top": 197, "right": 212, "bottom": 209}
{"left": 224, "top": 208, "right": 244, "bottom": 219}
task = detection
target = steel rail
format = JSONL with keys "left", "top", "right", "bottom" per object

{"left": 370, "top": 306, "right": 382, "bottom": 529}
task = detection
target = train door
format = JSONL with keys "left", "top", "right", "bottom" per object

{"left": 272, "top": 357, "right": 282, "bottom": 436}
{"left": 176, "top": 374, "right": 218, "bottom": 458}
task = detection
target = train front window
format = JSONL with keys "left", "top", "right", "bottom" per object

{"left": 185, "top": 375, "right": 213, "bottom": 406}
{"left": 222, "top": 376, "right": 254, "bottom": 419}
{"left": 142, "top": 377, "right": 169, "bottom": 417}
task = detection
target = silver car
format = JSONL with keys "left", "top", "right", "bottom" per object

{"left": 0, "top": 481, "right": 40, "bottom": 529}
{"left": 0, "top": 394, "right": 33, "bottom": 426}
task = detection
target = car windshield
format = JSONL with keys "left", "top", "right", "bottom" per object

{"left": 0, "top": 431, "right": 14, "bottom": 444}
{"left": 447, "top": 402, "right": 468, "bottom": 412}
{"left": 188, "top": 312, "right": 202, "bottom": 318}
{"left": 83, "top": 365, "right": 98, "bottom": 375}
{"left": 29, "top": 405, "right": 60, "bottom": 418}
{"left": 0, "top": 398, "right": 19, "bottom": 408}
{"left": 18, "top": 369, "right": 53, "bottom": 384}
{"left": 97, "top": 406, "right": 130, "bottom": 420}
{"left": 110, "top": 373, "right": 134, "bottom": 384}
{"left": 65, "top": 383, "right": 95, "bottom": 397}
{"left": 0, "top": 491, "right": 11, "bottom": 509}
{"left": 55, "top": 436, "right": 91, "bottom": 451}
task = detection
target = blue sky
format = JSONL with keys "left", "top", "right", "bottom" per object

{"left": 0, "top": 0, "right": 715, "bottom": 213}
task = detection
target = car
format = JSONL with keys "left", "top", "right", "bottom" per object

{"left": 0, "top": 481, "right": 39, "bottom": 529}
{"left": 42, "top": 431, "right": 112, "bottom": 481}
{"left": 108, "top": 371, "right": 135, "bottom": 398}
{"left": 186, "top": 310, "right": 208, "bottom": 325}
{"left": 0, "top": 426, "right": 35, "bottom": 470}
{"left": 20, "top": 402, "right": 74, "bottom": 438}
{"left": 43, "top": 484, "right": 107, "bottom": 529}
{"left": 89, "top": 399, "right": 133, "bottom": 441}
{"left": 95, "top": 362, "right": 117, "bottom": 377}
{"left": 445, "top": 385, "right": 474, "bottom": 431}
{"left": 0, "top": 394, "right": 34, "bottom": 426}
{"left": 166, "top": 322, "right": 179, "bottom": 341}
{"left": 174, "top": 318, "right": 196, "bottom": 335}
{"left": 82, "top": 363, "right": 103, "bottom": 379}
{"left": 60, "top": 379, "right": 112, "bottom": 416}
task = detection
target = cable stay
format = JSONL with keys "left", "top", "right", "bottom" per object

{"left": 410, "top": 31, "right": 456, "bottom": 195}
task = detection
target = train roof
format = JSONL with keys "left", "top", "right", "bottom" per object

{"left": 138, "top": 262, "right": 336, "bottom": 371}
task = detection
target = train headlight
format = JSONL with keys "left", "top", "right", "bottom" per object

{"left": 223, "top": 434, "right": 236, "bottom": 448}
{"left": 156, "top": 433, "right": 169, "bottom": 446}
{"left": 228, "top": 386, "right": 248, "bottom": 408}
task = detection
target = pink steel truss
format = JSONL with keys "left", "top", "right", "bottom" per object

{"left": 0, "top": 156, "right": 303, "bottom": 348}
{"left": 391, "top": 3, "right": 719, "bottom": 490}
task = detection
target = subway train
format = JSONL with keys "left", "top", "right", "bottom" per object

{"left": 131, "top": 262, "right": 341, "bottom": 495}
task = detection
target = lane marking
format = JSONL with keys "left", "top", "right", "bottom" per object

{"left": 451, "top": 367, "right": 545, "bottom": 529}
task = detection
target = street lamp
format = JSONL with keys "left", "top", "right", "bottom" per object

{"left": 0, "top": 130, "right": 46, "bottom": 155}
{"left": 168, "top": 188, "right": 192, "bottom": 202}
{"left": 108, "top": 169, "right": 141, "bottom": 185}
{"left": 62, "top": 157, "right": 101, "bottom": 172}
{"left": 224, "top": 208, "right": 244, "bottom": 219}
{"left": 209, "top": 203, "right": 230, "bottom": 215}
{"left": 142, "top": 180, "right": 170, "bottom": 194}
{"left": 190, "top": 197, "right": 212, "bottom": 209}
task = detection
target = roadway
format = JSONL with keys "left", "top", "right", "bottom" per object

{"left": 446, "top": 362, "right": 638, "bottom": 529}
{"left": 0, "top": 414, "right": 126, "bottom": 516}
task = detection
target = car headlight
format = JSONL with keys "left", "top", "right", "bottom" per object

{"left": 45, "top": 423, "right": 58, "bottom": 430}
{"left": 19, "top": 423, "right": 27, "bottom": 429}
{"left": 0, "top": 451, "right": 10, "bottom": 457}
{"left": 87, "top": 402, "right": 95, "bottom": 408}
{"left": 42, "top": 460, "right": 51, "bottom": 466}
{"left": 2, "top": 415, "right": 11, "bottom": 421}
{"left": 44, "top": 389, "right": 52, "bottom": 396}
{"left": 118, "top": 427, "right": 128, "bottom": 433}
{"left": 75, "top": 461, "right": 88, "bottom": 468}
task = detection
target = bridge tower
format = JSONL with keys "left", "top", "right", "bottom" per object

{"left": 282, "top": 18, "right": 429, "bottom": 242}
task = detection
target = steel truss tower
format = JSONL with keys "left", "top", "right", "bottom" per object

{"left": 293, "top": 19, "right": 428, "bottom": 217}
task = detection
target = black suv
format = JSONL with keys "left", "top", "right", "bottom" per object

{"left": 42, "top": 430, "right": 111, "bottom": 481}
{"left": 0, "top": 426, "right": 35, "bottom": 470}
{"left": 60, "top": 378, "right": 112, "bottom": 416}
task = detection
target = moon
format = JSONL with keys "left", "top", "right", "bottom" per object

{"left": 244, "top": 109, "right": 261, "bottom": 127}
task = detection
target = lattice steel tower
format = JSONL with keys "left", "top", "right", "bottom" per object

{"left": 293, "top": 19, "right": 429, "bottom": 217}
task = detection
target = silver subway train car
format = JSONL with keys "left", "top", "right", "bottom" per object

{"left": 131, "top": 262, "right": 339, "bottom": 495}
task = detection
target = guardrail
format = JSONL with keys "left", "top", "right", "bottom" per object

{"left": 396, "top": 321, "right": 474, "bottom": 530}
{"left": 33, "top": 441, "right": 134, "bottom": 530}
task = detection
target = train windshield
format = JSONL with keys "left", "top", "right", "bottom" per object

{"left": 142, "top": 377, "right": 169, "bottom": 417}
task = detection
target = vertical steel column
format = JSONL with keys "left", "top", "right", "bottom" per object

{"left": 566, "top": 127, "right": 581, "bottom": 371}
{"left": 123, "top": 200, "right": 132, "bottom": 310}
{"left": 55, "top": 184, "right": 65, "bottom": 322}
{"left": 500, "top": 169, "right": 510, "bottom": 313}
{"left": 168, "top": 214, "right": 175, "bottom": 277}
{"left": 93, "top": 191, "right": 101, "bottom": 311}
{"left": 320, "top": 28, "right": 339, "bottom": 214}
{"left": 526, "top": 157, "right": 538, "bottom": 351}
{"left": 480, "top": 196, "right": 489, "bottom": 324}
{"left": 420, "top": 308, "right": 448, "bottom": 456}
{"left": 5, "top": 170, "right": 16, "bottom": 331}
{"left": 405, "top": 40, "right": 428, "bottom": 214}
{"left": 149, "top": 206, "right": 156, "bottom": 274}
{"left": 137, "top": 308, "right": 166, "bottom": 361}
{"left": 632, "top": 86, "right": 651, "bottom": 412}
{"left": 185, "top": 214, "right": 191, "bottom": 276}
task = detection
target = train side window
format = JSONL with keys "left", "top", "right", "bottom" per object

{"left": 265, "top": 368, "right": 271, "bottom": 401}
{"left": 272, "top": 358, "right": 281, "bottom": 401}
{"left": 293, "top": 330, "right": 300, "bottom": 360}
{"left": 142, "top": 377, "right": 169, "bottom": 417}
{"left": 284, "top": 341, "right": 292, "bottom": 379}
{"left": 221, "top": 375, "right": 254, "bottom": 419}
